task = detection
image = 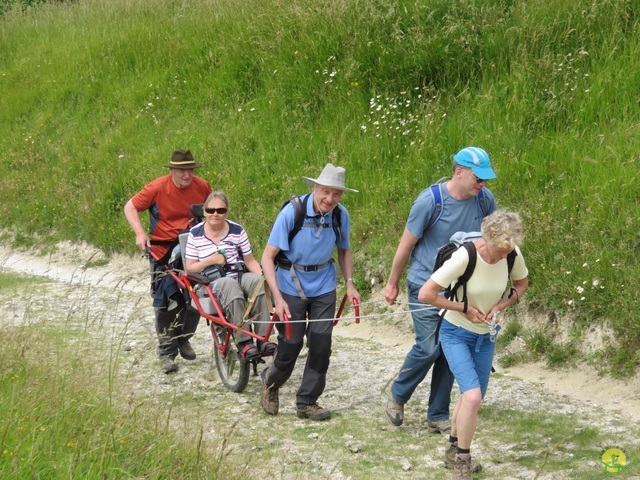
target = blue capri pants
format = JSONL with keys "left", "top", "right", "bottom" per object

{"left": 439, "top": 320, "right": 499, "bottom": 398}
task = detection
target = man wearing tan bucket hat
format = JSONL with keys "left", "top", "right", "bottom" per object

{"left": 124, "top": 149, "right": 212, "bottom": 374}
{"left": 260, "top": 163, "right": 361, "bottom": 421}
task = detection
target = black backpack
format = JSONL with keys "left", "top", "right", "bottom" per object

{"left": 434, "top": 232, "right": 517, "bottom": 313}
{"left": 273, "top": 194, "right": 342, "bottom": 268}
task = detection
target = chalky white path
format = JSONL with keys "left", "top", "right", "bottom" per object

{"left": 0, "top": 243, "right": 149, "bottom": 294}
{"left": 2, "top": 242, "right": 640, "bottom": 423}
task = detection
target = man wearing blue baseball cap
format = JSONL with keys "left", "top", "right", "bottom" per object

{"left": 383, "top": 146, "right": 497, "bottom": 474}
{"left": 453, "top": 146, "right": 497, "bottom": 181}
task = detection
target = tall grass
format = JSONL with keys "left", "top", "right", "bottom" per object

{"left": 0, "top": 0, "right": 639, "bottom": 373}
{"left": 0, "top": 277, "right": 238, "bottom": 479}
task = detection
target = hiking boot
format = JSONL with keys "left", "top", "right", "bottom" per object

{"left": 385, "top": 393, "right": 404, "bottom": 426}
{"left": 427, "top": 418, "right": 451, "bottom": 433}
{"left": 452, "top": 453, "right": 472, "bottom": 480}
{"left": 160, "top": 356, "right": 178, "bottom": 374}
{"left": 238, "top": 341, "right": 260, "bottom": 360}
{"left": 178, "top": 341, "right": 196, "bottom": 360}
{"left": 260, "top": 369, "right": 279, "bottom": 416}
{"left": 296, "top": 403, "right": 331, "bottom": 421}
{"left": 445, "top": 442, "right": 482, "bottom": 473}
{"left": 258, "top": 341, "right": 277, "bottom": 356}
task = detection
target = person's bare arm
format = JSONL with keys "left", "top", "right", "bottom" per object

{"left": 185, "top": 252, "right": 226, "bottom": 274}
{"left": 242, "top": 253, "right": 263, "bottom": 275}
{"left": 124, "top": 199, "right": 149, "bottom": 251}
{"left": 418, "top": 278, "right": 485, "bottom": 324}
{"left": 485, "top": 276, "right": 529, "bottom": 320}
{"left": 337, "top": 247, "right": 361, "bottom": 306}
{"left": 384, "top": 228, "right": 419, "bottom": 304}
{"left": 261, "top": 245, "right": 290, "bottom": 321}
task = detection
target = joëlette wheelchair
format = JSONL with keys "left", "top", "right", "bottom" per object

{"left": 148, "top": 204, "right": 358, "bottom": 393}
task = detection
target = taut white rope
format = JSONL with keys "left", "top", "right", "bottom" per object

{"left": 252, "top": 300, "right": 439, "bottom": 324}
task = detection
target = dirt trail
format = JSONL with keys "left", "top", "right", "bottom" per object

{"left": 336, "top": 311, "right": 640, "bottom": 423}
{"left": 2, "top": 242, "right": 640, "bottom": 479}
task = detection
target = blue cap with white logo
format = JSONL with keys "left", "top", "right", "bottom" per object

{"left": 453, "top": 146, "right": 496, "bottom": 180}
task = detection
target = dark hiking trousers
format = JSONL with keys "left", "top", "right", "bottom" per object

{"left": 266, "top": 290, "right": 336, "bottom": 407}
{"left": 155, "top": 306, "right": 200, "bottom": 359}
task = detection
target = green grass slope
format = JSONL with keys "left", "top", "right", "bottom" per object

{"left": 1, "top": 0, "right": 638, "bottom": 373}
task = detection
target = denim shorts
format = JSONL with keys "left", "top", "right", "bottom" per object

{"left": 439, "top": 320, "right": 499, "bottom": 398}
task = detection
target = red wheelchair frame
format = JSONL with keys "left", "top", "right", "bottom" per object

{"left": 149, "top": 246, "right": 359, "bottom": 393}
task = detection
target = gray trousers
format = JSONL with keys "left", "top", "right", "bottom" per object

{"left": 265, "top": 290, "right": 336, "bottom": 407}
{"left": 209, "top": 273, "right": 271, "bottom": 343}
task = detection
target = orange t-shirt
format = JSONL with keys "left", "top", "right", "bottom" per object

{"left": 131, "top": 174, "right": 212, "bottom": 258}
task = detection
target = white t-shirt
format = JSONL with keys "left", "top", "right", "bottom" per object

{"left": 430, "top": 243, "right": 528, "bottom": 334}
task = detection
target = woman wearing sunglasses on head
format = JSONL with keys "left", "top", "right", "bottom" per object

{"left": 184, "top": 191, "right": 276, "bottom": 359}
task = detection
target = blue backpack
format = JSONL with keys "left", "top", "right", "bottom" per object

{"left": 425, "top": 183, "right": 491, "bottom": 231}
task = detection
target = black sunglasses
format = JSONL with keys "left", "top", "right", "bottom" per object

{"left": 469, "top": 171, "right": 488, "bottom": 183}
{"left": 205, "top": 207, "right": 228, "bottom": 214}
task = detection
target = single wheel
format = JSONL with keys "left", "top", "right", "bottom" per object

{"left": 213, "top": 327, "right": 250, "bottom": 392}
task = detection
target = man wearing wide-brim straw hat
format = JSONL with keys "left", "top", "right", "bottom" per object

{"left": 260, "top": 163, "right": 361, "bottom": 421}
{"left": 124, "top": 149, "right": 212, "bottom": 374}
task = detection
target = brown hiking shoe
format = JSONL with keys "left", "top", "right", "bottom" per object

{"left": 260, "top": 369, "right": 279, "bottom": 415}
{"left": 160, "top": 356, "right": 178, "bottom": 374}
{"left": 385, "top": 392, "right": 404, "bottom": 426}
{"left": 427, "top": 418, "right": 451, "bottom": 433}
{"left": 178, "top": 341, "right": 196, "bottom": 360}
{"left": 445, "top": 442, "right": 482, "bottom": 473}
{"left": 452, "top": 453, "right": 472, "bottom": 480}
{"left": 296, "top": 403, "right": 331, "bottom": 421}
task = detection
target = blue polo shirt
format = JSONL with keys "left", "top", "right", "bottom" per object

{"left": 406, "top": 183, "right": 496, "bottom": 285}
{"left": 268, "top": 193, "right": 351, "bottom": 298}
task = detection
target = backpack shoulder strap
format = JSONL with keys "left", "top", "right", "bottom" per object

{"left": 477, "top": 187, "right": 489, "bottom": 217}
{"left": 289, "top": 194, "right": 342, "bottom": 243}
{"left": 333, "top": 204, "right": 343, "bottom": 242}
{"left": 426, "top": 184, "right": 443, "bottom": 230}
{"left": 448, "top": 242, "right": 477, "bottom": 313}
{"left": 287, "top": 194, "right": 309, "bottom": 244}
{"left": 507, "top": 249, "right": 518, "bottom": 277}
{"left": 459, "top": 242, "right": 478, "bottom": 285}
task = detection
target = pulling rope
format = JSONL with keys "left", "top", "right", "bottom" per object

{"left": 252, "top": 298, "right": 439, "bottom": 324}
{"left": 148, "top": 255, "right": 438, "bottom": 328}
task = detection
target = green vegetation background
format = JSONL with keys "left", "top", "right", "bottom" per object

{"left": 0, "top": 0, "right": 638, "bottom": 373}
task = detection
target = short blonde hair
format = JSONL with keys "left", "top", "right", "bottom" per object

{"left": 481, "top": 210, "right": 524, "bottom": 250}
